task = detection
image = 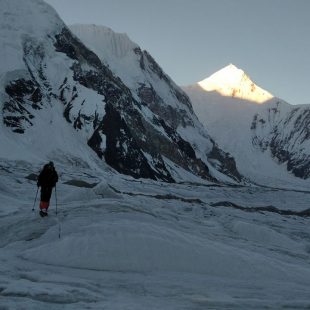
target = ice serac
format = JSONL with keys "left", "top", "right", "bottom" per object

{"left": 183, "top": 66, "right": 310, "bottom": 185}
{"left": 0, "top": 2, "right": 242, "bottom": 183}
{"left": 198, "top": 64, "right": 273, "bottom": 103}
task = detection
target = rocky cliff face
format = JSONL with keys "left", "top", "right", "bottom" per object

{"left": 58, "top": 26, "right": 244, "bottom": 183}
{"left": 0, "top": 1, "right": 242, "bottom": 183}
{"left": 251, "top": 101, "right": 310, "bottom": 179}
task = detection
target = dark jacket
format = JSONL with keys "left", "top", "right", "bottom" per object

{"left": 37, "top": 164, "right": 58, "bottom": 188}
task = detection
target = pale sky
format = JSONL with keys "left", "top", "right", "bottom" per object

{"left": 45, "top": 0, "right": 310, "bottom": 105}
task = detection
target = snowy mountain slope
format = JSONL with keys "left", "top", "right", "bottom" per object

{"left": 0, "top": 1, "right": 242, "bottom": 183}
{"left": 183, "top": 65, "right": 310, "bottom": 186}
{"left": 0, "top": 0, "right": 112, "bottom": 167}
{"left": 1, "top": 160, "right": 310, "bottom": 309}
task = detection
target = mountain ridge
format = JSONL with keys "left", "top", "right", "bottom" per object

{"left": 0, "top": 4, "right": 242, "bottom": 184}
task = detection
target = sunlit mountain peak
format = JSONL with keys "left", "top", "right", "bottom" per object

{"left": 198, "top": 64, "right": 273, "bottom": 104}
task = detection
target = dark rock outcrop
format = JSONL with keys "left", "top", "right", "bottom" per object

{"left": 251, "top": 102, "right": 310, "bottom": 179}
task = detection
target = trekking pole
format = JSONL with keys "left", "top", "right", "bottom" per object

{"left": 32, "top": 187, "right": 39, "bottom": 212}
{"left": 55, "top": 185, "right": 58, "bottom": 215}
{"left": 55, "top": 185, "right": 61, "bottom": 239}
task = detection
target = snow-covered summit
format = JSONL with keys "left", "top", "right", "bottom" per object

{"left": 0, "top": 0, "right": 65, "bottom": 77}
{"left": 198, "top": 64, "right": 274, "bottom": 104}
{"left": 0, "top": 0, "right": 64, "bottom": 36}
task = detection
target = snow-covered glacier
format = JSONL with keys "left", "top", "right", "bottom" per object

{"left": 1, "top": 159, "right": 310, "bottom": 309}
